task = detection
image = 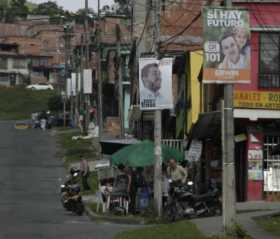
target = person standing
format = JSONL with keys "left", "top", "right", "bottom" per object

{"left": 80, "top": 157, "right": 90, "bottom": 191}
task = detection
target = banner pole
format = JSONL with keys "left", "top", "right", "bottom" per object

{"left": 223, "top": 0, "right": 236, "bottom": 233}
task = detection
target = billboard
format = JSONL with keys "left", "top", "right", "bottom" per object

{"left": 203, "top": 7, "right": 250, "bottom": 83}
{"left": 139, "top": 58, "right": 173, "bottom": 110}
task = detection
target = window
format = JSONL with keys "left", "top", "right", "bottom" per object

{"left": 13, "top": 59, "right": 27, "bottom": 69}
{"left": 259, "top": 33, "right": 280, "bottom": 88}
{"left": 0, "top": 58, "right": 7, "bottom": 69}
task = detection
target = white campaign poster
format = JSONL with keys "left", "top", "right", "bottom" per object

{"left": 83, "top": 69, "right": 92, "bottom": 94}
{"left": 66, "top": 78, "right": 71, "bottom": 97}
{"left": 70, "top": 73, "right": 77, "bottom": 96}
{"left": 139, "top": 58, "right": 173, "bottom": 110}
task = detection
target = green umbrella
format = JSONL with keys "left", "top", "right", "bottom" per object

{"left": 111, "top": 140, "right": 184, "bottom": 167}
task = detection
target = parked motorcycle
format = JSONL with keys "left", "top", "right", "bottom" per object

{"left": 60, "top": 168, "right": 84, "bottom": 216}
{"left": 163, "top": 180, "right": 221, "bottom": 222}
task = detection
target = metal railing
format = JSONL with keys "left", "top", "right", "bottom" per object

{"left": 161, "top": 139, "right": 184, "bottom": 152}
{"left": 264, "top": 136, "right": 280, "bottom": 192}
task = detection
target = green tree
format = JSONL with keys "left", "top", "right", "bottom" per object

{"left": 5, "top": 0, "right": 29, "bottom": 22}
{"left": 32, "top": 1, "right": 64, "bottom": 18}
{"left": 115, "top": 0, "right": 132, "bottom": 15}
{"left": 73, "top": 8, "right": 96, "bottom": 24}
{"left": 48, "top": 94, "right": 63, "bottom": 112}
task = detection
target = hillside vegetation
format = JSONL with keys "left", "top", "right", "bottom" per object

{"left": 0, "top": 87, "right": 56, "bottom": 120}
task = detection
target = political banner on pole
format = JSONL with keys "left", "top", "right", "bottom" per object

{"left": 71, "top": 73, "right": 78, "bottom": 96}
{"left": 139, "top": 58, "right": 173, "bottom": 110}
{"left": 203, "top": 7, "right": 250, "bottom": 83}
{"left": 83, "top": 69, "right": 92, "bottom": 94}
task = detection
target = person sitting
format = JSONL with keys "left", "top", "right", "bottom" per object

{"left": 167, "top": 158, "right": 188, "bottom": 186}
{"left": 111, "top": 164, "right": 131, "bottom": 197}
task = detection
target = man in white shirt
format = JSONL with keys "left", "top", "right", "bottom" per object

{"left": 218, "top": 33, "right": 248, "bottom": 70}
{"left": 140, "top": 63, "right": 169, "bottom": 108}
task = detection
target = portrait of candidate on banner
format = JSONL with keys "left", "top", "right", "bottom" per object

{"left": 203, "top": 7, "right": 251, "bottom": 83}
{"left": 139, "top": 58, "right": 173, "bottom": 110}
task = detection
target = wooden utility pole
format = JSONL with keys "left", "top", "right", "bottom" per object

{"left": 153, "top": 0, "right": 162, "bottom": 218}
{"left": 75, "top": 56, "right": 80, "bottom": 126}
{"left": 116, "top": 24, "right": 125, "bottom": 138}
{"left": 222, "top": 0, "right": 236, "bottom": 232}
{"left": 64, "top": 23, "right": 72, "bottom": 125}
{"left": 84, "top": 0, "right": 90, "bottom": 134}
{"left": 97, "top": 0, "right": 103, "bottom": 138}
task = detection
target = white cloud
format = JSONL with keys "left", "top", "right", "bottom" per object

{"left": 28, "top": 0, "right": 115, "bottom": 12}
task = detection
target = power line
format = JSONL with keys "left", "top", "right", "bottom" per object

{"left": 161, "top": 11, "right": 201, "bottom": 46}
{"left": 135, "top": 5, "right": 151, "bottom": 48}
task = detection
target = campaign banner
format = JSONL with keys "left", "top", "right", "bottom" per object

{"left": 83, "top": 69, "right": 92, "bottom": 94}
{"left": 139, "top": 58, "right": 173, "bottom": 110}
{"left": 203, "top": 7, "right": 251, "bottom": 83}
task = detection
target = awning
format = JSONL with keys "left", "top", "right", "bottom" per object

{"left": 189, "top": 111, "right": 221, "bottom": 140}
{"left": 234, "top": 109, "right": 280, "bottom": 121}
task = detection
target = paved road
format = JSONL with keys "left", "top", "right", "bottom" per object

{"left": 0, "top": 121, "right": 133, "bottom": 239}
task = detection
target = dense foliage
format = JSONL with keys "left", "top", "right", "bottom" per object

{"left": 0, "top": 0, "right": 130, "bottom": 23}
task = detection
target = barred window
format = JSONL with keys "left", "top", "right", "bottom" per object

{"left": 0, "top": 58, "right": 7, "bottom": 69}
{"left": 259, "top": 33, "right": 280, "bottom": 88}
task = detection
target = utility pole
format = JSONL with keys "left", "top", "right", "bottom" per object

{"left": 222, "top": 0, "right": 236, "bottom": 232}
{"left": 153, "top": 0, "right": 162, "bottom": 218}
{"left": 116, "top": 24, "right": 125, "bottom": 138}
{"left": 84, "top": 0, "right": 90, "bottom": 134}
{"left": 64, "top": 23, "right": 72, "bottom": 125}
{"left": 97, "top": 0, "right": 103, "bottom": 138}
{"left": 74, "top": 54, "right": 80, "bottom": 126}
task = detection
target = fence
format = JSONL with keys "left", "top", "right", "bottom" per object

{"left": 161, "top": 139, "right": 184, "bottom": 152}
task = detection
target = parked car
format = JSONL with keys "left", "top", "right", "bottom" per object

{"left": 26, "top": 84, "right": 54, "bottom": 90}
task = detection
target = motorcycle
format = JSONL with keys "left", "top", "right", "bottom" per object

{"left": 163, "top": 180, "right": 221, "bottom": 222}
{"left": 60, "top": 168, "right": 84, "bottom": 216}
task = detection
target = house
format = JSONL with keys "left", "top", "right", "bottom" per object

{"left": 231, "top": 0, "right": 280, "bottom": 201}
{"left": 0, "top": 42, "right": 51, "bottom": 86}
{"left": 131, "top": 0, "right": 280, "bottom": 201}
{"left": 87, "top": 15, "right": 132, "bottom": 138}
{"left": 0, "top": 20, "right": 84, "bottom": 87}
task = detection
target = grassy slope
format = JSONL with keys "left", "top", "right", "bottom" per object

{"left": 0, "top": 87, "right": 56, "bottom": 120}
{"left": 255, "top": 215, "right": 280, "bottom": 237}
{"left": 56, "top": 130, "right": 100, "bottom": 194}
{"left": 114, "top": 220, "right": 243, "bottom": 239}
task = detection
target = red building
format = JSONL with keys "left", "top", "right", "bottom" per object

{"left": 233, "top": 0, "right": 280, "bottom": 201}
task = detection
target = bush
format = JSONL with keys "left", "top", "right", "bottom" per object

{"left": 48, "top": 94, "right": 63, "bottom": 112}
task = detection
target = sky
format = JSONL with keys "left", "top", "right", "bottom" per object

{"left": 28, "top": 0, "right": 115, "bottom": 12}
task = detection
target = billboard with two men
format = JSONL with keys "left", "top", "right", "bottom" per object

{"left": 203, "top": 7, "right": 250, "bottom": 83}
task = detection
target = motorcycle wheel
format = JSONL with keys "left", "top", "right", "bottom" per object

{"left": 163, "top": 204, "right": 177, "bottom": 222}
{"left": 75, "top": 202, "right": 84, "bottom": 216}
{"left": 214, "top": 202, "right": 222, "bottom": 216}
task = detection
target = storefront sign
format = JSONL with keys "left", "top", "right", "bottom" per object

{"left": 234, "top": 91, "right": 280, "bottom": 110}
{"left": 202, "top": 7, "right": 250, "bottom": 83}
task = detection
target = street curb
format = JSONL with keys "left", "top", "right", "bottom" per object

{"left": 85, "top": 204, "right": 146, "bottom": 225}
{"left": 250, "top": 210, "right": 280, "bottom": 220}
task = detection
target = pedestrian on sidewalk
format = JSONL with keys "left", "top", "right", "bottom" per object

{"left": 80, "top": 156, "right": 90, "bottom": 191}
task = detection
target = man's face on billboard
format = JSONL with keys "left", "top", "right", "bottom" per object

{"left": 221, "top": 36, "right": 240, "bottom": 64}
{"left": 145, "top": 66, "right": 161, "bottom": 92}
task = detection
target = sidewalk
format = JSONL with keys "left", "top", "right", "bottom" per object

{"left": 191, "top": 201, "right": 280, "bottom": 239}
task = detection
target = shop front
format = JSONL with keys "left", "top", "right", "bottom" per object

{"left": 234, "top": 90, "right": 280, "bottom": 201}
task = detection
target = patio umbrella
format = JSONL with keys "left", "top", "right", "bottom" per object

{"left": 111, "top": 140, "right": 184, "bottom": 167}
